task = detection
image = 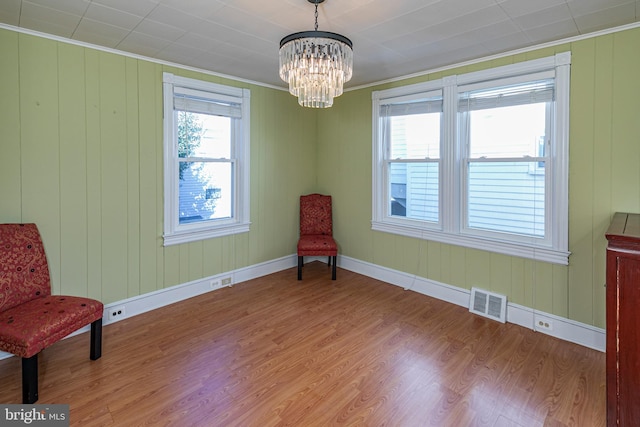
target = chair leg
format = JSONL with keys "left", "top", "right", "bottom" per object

{"left": 90, "top": 318, "right": 103, "bottom": 360}
{"left": 22, "top": 354, "right": 38, "bottom": 404}
{"left": 327, "top": 256, "right": 331, "bottom": 266}
{"left": 332, "top": 256, "right": 337, "bottom": 280}
{"left": 298, "top": 256, "right": 303, "bottom": 280}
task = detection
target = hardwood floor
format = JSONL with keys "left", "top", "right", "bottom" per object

{"left": 0, "top": 262, "right": 606, "bottom": 426}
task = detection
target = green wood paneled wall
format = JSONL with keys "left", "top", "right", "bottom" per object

{"left": 0, "top": 29, "right": 317, "bottom": 303}
{"left": 2, "top": 26, "right": 639, "bottom": 329}
{"left": 319, "top": 27, "right": 640, "bottom": 329}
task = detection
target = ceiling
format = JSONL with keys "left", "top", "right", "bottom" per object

{"left": 1, "top": 0, "right": 639, "bottom": 89}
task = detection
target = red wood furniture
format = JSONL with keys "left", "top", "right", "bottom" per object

{"left": 0, "top": 223, "right": 104, "bottom": 403}
{"left": 297, "top": 194, "right": 338, "bottom": 280}
{"left": 605, "top": 212, "right": 640, "bottom": 426}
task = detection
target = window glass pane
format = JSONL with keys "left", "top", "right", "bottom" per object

{"left": 177, "top": 111, "right": 231, "bottom": 159}
{"left": 179, "top": 162, "right": 232, "bottom": 223}
{"left": 467, "top": 161, "right": 544, "bottom": 237}
{"left": 389, "top": 162, "right": 439, "bottom": 222}
{"left": 390, "top": 113, "right": 441, "bottom": 159}
{"left": 468, "top": 103, "right": 547, "bottom": 158}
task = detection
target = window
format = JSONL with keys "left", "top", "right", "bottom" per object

{"left": 372, "top": 53, "right": 571, "bottom": 264}
{"left": 383, "top": 91, "right": 442, "bottom": 224}
{"left": 163, "top": 73, "right": 250, "bottom": 245}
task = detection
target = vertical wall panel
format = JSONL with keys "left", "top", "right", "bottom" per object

{"left": 448, "top": 245, "right": 466, "bottom": 288}
{"left": 58, "top": 43, "right": 88, "bottom": 297}
{"left": 465, "top": 248, "right": 490, "bottom": 291}
{"left": 258, "top": 113, "right": 278, "bottom": 262}
{"left": 523, "top": 260, "right": 535, "bottom": 313}
{"left": 221, "top": 235, "right": 236, "bottom": 273}
{"left": 125, "top": 57, "right": 141, "bottom": 298}
{"left": 509, "top": 258, "right": 526, "bottom": 306}
{"left": 18, "top": 34, "right": 62, "bottom": 292}
{"left": 234, "top": 232, "right": 250, "bottom": 272}
{"left": 415, "top": 241, "right": 429, "bottom": 279}
{"left": 399, "top": 236, "right": 420, "bottom": 275}
{"left": 532, "top": 261, "right": 553, "bottom": 314}
{"left": 439, "top": 243, "right": 452, "bottom": 286}
{"left": 137, "top": 61, "right": 160, "bottom": 295}
{"left": 264, "top": 91, "right": 287, "bottom": 259}
{"left": 202, "top": 238, "right": 223, "bottom": 278}
{"left": 591, "top": 35, "right": 615, "bottom": 328}
{"left": 372, "top": 232, "right": 395, "bottom": 268}
{"left": 0, "top": 29, "right": 21, "bottom": 222}
{"left": 155, "top": 68, "right": 165, "bottom": 292}
{"left": 426, "top": 241, "right": 442, "bottom": 283}
{"left": 179, "top": 246, "right": 190, "bottom": 285}
{"left": 85, "top": 49, "right": 103, "bottom": 301}
{"left": 250, "top": 86, "right": 266, "bottom": 264}
{"left": 611, "top": 29, "right": 640, "bottom": 212}
{"left": 552, "top": 264, "right": 569, "bottom": 318}
{"left": 163, "top": 245, "right": 180, "bottom": 288}
{"left": 99, "top": 52, "right": 129, "bottom": 303}
{"left": 567, "top": 39, "right": 596, "bottom": 325}
{"left": 247, "top": 86, "right": 264, "bottom": 265}
{"left": 489, "top": 253, "right": 511, "bottom": 297}
{"left": 188, "top": 241, "right": 203, "bottom": 283}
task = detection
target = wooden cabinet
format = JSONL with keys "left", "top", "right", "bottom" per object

{"left": 606, "top": 212, "right": 640, "bottom": 426}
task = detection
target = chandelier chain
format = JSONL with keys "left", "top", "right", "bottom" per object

{"left": 314, "top": 2, "right": 319, "bottom": 31}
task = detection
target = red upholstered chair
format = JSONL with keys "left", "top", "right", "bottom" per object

{"left": 0, "top": 223, "right": 104, "bottom": 403}
{"left": 297, "top": 194, "right": 338, "bottom": 280}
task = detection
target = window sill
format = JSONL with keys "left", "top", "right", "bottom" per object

{"left": 371, "top": 221, "right": 570, "bottom": 265}
{"left": 163, "top": 222, "right": 250, "bottom": 246}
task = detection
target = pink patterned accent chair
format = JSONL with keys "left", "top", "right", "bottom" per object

{"left": 0, "top": 223, "right": 104, "bottom": 404}
{"left": 297, "top": 194, "right": 338, "bottom": 280}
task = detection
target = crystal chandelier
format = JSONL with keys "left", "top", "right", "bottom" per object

{"left": 279, "top": 0, "right": 353, "bottom": 108}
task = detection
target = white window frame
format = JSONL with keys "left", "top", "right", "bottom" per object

{"left": 163, "top": 72, "right": 251, "bottom": 246}
{"left": 377, "top": 85, "right": 445, "bottom": 232}
{"left": 372, "top": 53, "right": 571, "bottom": 265}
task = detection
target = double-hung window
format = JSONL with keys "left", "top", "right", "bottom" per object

{"left": 372, "top": 53, "right": 571, "bottom": 264}
{"left": 459, "top": 76, "right": 554, "bottom": 242}
{"left": 376, "top": 88, "right": 443, "bottom": 227}
{"left": 163, "top": 73, "right": 250, "bottom": 245}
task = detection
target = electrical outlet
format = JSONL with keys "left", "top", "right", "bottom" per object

{"left": 108, "top": 305, "right": 126, "bottom": 321}
{"left": 536, "top": 319, "right": 553, "bottom": 331}
{"left": 221, "top": 277, "right": 232, "bottom": 286}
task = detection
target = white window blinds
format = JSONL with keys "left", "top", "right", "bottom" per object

{"left": 459, "top": 77, "right": 555, "bottom": 111}
{"left": 173, "top": 87, "right": 243, "bottom": 118}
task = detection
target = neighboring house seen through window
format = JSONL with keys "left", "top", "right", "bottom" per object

{"left": 372, "top": 53, "right": 571, "bottom": 264}
{"left": 163, "top": 73, "right": 250, "bottom": 245}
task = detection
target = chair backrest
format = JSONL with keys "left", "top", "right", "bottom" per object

{"left": 300, "top": 193, "right": 333, "bottom": 236}
{"left": 0, "top": 223, "right": 51, "bottom": 313}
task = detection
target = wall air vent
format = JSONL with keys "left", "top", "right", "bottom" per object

{"left": 469, "top": 287, "right": 507, "bottom": 323}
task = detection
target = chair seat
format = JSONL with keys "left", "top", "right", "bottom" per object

{"left": 297, "top": 234, "right": 338, "bottom": 257}
{"left": 0, "top": 296, "right": 104, "bottom": 358}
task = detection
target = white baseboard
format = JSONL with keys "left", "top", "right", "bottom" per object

{"left": 99, "top": 254, "right": 297, "bottom": 327}
{"left": 0, "top": 255, "right": 297, "bottom": 361}
{"left": 0, "top": 253, "right": 604, "bottom": 361}
{"left": 338, "top": 255, "right": 605, "bottom": 352}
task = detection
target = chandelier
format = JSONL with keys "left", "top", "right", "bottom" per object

{"left": 279, "top": 0, "right": 353, "bottom": 108}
